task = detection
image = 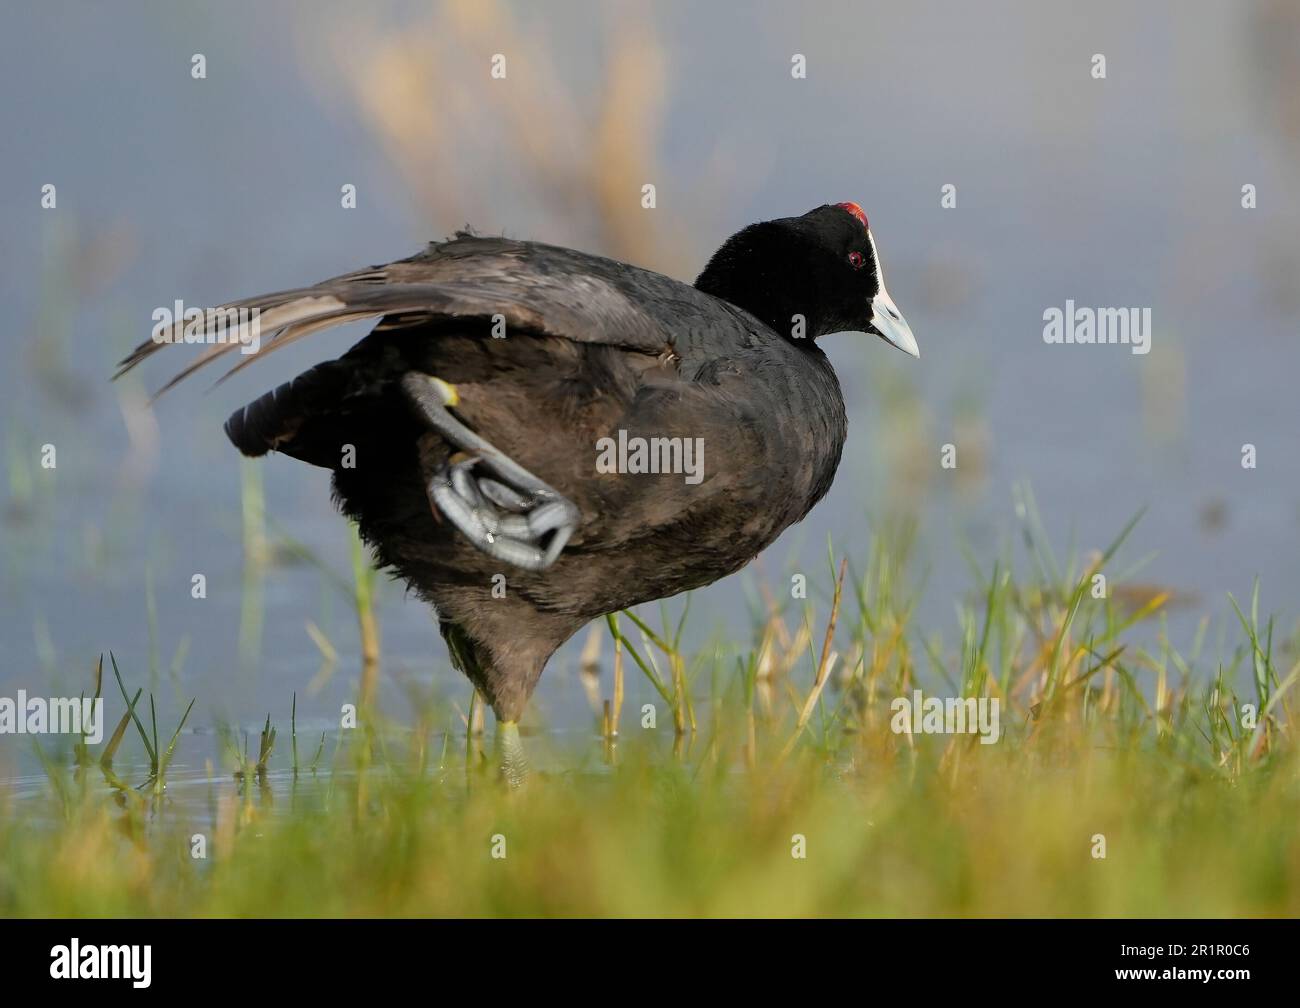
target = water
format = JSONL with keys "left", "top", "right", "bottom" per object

{"left": 3, "top": 1, "right": 1298, "bottom": 788}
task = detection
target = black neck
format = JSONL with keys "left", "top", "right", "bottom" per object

{"left": 694, "top": 224, "right": 828, "bottom": 340}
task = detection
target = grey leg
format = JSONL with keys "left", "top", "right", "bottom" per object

{"left": 495, "top": 719, "right": 528, "bottom": 788}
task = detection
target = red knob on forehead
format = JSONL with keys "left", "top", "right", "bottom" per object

{"left": 835, "top": 201, "right": 869, "bottom": 230}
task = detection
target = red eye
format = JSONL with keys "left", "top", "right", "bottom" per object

{"left": 848, "top": 250, "right": 865, "bottom": 269}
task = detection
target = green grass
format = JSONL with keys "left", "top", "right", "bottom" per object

{"left": 1, "top": 509, "right": 1297, "bottom": 918}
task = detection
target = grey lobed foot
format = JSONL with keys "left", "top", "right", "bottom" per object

{"left": 402, "top": 372, "right": 580, "bottom": 572}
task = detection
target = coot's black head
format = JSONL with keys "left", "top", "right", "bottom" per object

{"left": 694, "top": 202, "right": 918, "bottom": 356}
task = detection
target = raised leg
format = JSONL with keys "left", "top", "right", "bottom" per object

{"left": 402, "top": 372, "right": 579, "bottom": 572}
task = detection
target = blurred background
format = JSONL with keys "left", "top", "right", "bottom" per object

{"left": 1, "top": 0, "right": 1298, "bottom": 746}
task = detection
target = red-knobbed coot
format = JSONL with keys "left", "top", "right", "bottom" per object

{"left": 116, "top": 202, "right": 918, "bottom": 778}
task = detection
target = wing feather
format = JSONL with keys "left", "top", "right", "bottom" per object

{"left": 114, "top": 236, "right": 676, "bottom": 399}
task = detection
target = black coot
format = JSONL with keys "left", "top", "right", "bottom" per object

{"left": 116, "top": 202, "right": 918, "bottom": 775}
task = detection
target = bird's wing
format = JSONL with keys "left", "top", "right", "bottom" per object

{"left": 114, "top": 235, "right": 678, "bottom": 399}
